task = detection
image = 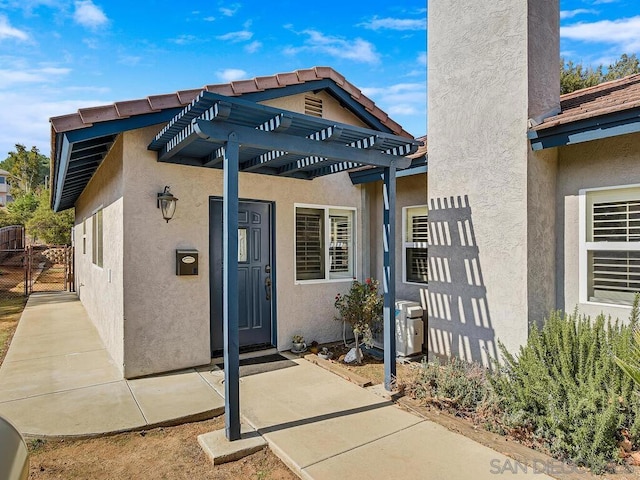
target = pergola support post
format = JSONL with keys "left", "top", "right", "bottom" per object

{"left": 223, "top": 132, "right": 241, "bottom": 441}
{"left": 383, "top": 164, "right": 397, "bottom": 391}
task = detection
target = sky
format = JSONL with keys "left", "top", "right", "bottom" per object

{"left": 0, "top": 1, "right": 638, "bottom": 159}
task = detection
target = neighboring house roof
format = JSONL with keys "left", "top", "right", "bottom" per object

{"left": 0, "top": 169, "right": 9, "bottom": 176}
{"left": 50, "top": 67, "right": 417, "bottom": 211}
{"left": 529, "top": 74, "right": 640, "bottom": 150}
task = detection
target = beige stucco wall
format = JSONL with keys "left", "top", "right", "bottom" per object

{"left": 427, "top": 0, "right": 559, "bottom": 365}
{"left": 116, "top": 91, "right": 370, "bottom": 377}
{"left": 558, "top": 133, "right": 640, "bottom": 322}
{"left": 366, "top": 174, "right": 428, "bottom": 311}
{"left": 74, "top": 136, "right": 125, "bottom": 374}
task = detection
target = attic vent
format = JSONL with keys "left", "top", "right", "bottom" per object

{"left": 305, "top": 96, "right": 323, "bottom": 117}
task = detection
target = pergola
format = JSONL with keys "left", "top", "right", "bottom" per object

{"left": 148, "top": 91, "right": 421, "bottom": 441}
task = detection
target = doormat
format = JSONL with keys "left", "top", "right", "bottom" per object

{"left": 218, "top": 353, "right": 298, "bottom": 377}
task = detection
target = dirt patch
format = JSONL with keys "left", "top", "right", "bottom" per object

{"left": 31, "top": 265, "right": 66, "bottom": 292}
{"left": 0, "top": 296, "right": 25, "bottom": 364}
{"left": 27, "top": 417, "right": 297, "bottom": 480}
{"left": 302, "top": 342, "right": 422, "bottom": 389}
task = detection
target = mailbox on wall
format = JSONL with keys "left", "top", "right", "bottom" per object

{"left": 176, "top": 249, "right": 198, "bottom": 275}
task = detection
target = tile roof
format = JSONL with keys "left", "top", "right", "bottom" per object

{"left": 533, "top": 73, "right": 640, "bottom": 131}
{"left": 50, "top": 66, "right": 412, "bottom": 138}
{"left": 409, "top": 135, "right": 427, "bottom": 158}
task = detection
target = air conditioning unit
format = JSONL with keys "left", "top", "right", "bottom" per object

{"left": 372, "top": 300, "right": 424, "bottom": 356}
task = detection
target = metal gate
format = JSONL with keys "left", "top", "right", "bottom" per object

{"left": 25, "top": 245, "right": 73, "bottom": 294}
{"left": 0, "top": 226, "right": 26, "bottom": 301}
{"left": 0, "top": 224, "right": 73, "bottom": 299}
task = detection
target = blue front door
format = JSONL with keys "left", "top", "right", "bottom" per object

{"left": 210, "top": 198, "right": 273, "bottom": 355}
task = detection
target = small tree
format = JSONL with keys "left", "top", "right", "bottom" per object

{"left": 26, "top": 190, "right": 74, "bottom": 245}
{"left": 334, "top": 278, "right": 383, "bottom": 363}
{"left": 0, "top": 144, "right": 49, "bottom": 196}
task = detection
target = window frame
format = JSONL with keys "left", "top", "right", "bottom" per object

{"left": 402, "top": 205, "right": 429, "bottom": 285}
{"left": 294, "top": 203, "right": 356, "bottom": 284}
{"left": 92, "top": 207, "right": 104, "bottom": 268}
{"left": 579, "top": 184, "right": 640, "bottom": 307}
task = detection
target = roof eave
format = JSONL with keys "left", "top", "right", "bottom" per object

{"left": 528, "top": 108, "right": 640, "bottom": 151}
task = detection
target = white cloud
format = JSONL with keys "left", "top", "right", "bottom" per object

{"left": 560, "top": 9, "right": 597, "bottom": 20}
{"left": 417, "top": 51, "right": 426, "bottom": 66}
{"left": 216, "top": 30, "right": 252, "bottom": 42}
{"left": 360, "top": 16, "right": 427, "bottom": 31}
{"left": 244, "top": 41, "right": 261, "bottom": 54}
{"left": 561, "top": 16, "right": 640, "bottom": 52}
{"left": 171, "top": 34, "right": 197, "bottom": 45}
{"left": 216, "top": 68, "right": 247, "bottom": 82}
{"left": 0, "top": 65, "right": 69, "bottom": 89}
{"left": 0, "top": 15, "right": 29, "bottom": 41}
{"left": 118, "top": 55, "right": 141, "bottom": 66}
{"left": 73, "top": 0, "right": 108, "bottom": 29}
{"left": 204, "top": 16, "right": 216, "bottom": 22}
{"left": 219, "top": 4, "right": 240, "bottom": 17}
{"left": 285, "top": 29, "right": 380, "bottom": 64}
{"left": 0, "top": 92, "right": 106, "bottom": 156}
{"left": 361, "top": 82, "right": 426, "bottom": 132}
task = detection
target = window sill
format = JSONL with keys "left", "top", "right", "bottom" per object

{"left": 295, "top": 278, "right": 355, "bottom": 286}
{"left": 581, "top": 300, "right": 632, "bottom": 310}
{"left": 403, "top": 281, "right": 428, "bottom": 287}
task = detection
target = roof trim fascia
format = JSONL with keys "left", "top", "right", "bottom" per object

{"left": 528, "top": 108, "right": 640, "bottom": 151}
{"left": 349, "top": 156, "right": 427, "bottom": 185}
{"left": 52, "top": 108, "right": 182, "bottom": 210}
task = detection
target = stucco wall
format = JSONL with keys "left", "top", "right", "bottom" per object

{"left": 367, "top": 174, "right": 428, "bottom": 310}
{"left": 121, "top": 125, "right": 364, "bottom": 377}
{"left": 118, "top": 87, "right": 373, "bottom": 377}
{"left": 427, "top": 0, "right": 559, "bottom": 365}
{"left": 74, "top": 136, "right": 125, "bottom": 374}
{"left": 558, "top": 133, "right": 640, "bottom": 322}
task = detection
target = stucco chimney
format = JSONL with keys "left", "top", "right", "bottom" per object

{"left": 426, "top": 0, "right": 559, "bottom": 364}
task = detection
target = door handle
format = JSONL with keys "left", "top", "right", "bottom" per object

{"left": 265, "top": 276, "right": 272, "bottom": 301}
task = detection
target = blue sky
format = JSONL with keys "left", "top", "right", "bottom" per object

{"left": 0, "top": 1, "right": 638, "bottom": 159}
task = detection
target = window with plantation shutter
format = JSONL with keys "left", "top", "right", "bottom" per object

{"left": 583, "top": 186, "right": 640, "bottom": 305}
{"left": 92, "top": 208, "right": 103, "bottom": 268}
{"left": 329, "top": 212, "right": 352, "bottom": 277}
{"left": 295, "top": 205, "right": 355, "bottom": 282}
{"left": 403, "top": 205, "right": 428, "bottom": 284}
{"left": 296, "top": 208, "right": 324, "bottom": 280}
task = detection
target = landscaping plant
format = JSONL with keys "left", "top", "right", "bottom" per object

{"left": 334, "top": 278, "right": 383, "bottom": 362}
{"left": 409, "top": 356, "right": 495, "bottom": 415}
{"left": 491, "top": 307, "right": 640, "bottom": 473}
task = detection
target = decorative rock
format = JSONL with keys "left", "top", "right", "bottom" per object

{"left": 344, "top": 347, "right": 359, "bottom": 363}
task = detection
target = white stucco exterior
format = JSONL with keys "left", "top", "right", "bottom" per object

{"left": 557, "top": 132, "right": 640, "bottom": 322}
{"left": 74, "top": 136, "right": 125, "bottom": 374}
{"left": 72, "top": 91, "right": 406, "bottom": 378}
{"left": 427, "top": 0, "right": 559, "bottom": 364}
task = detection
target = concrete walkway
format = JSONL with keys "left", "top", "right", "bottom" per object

{"left": 0, "top": 292, "right": 225, "bottom": 436}
{"left": 0, "top": 292, "right": 555, "bottom": 479}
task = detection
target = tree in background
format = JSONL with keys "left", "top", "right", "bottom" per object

{"left": 26, "top": 189, "right": 74, "bottom": 245}
{"left": 0, "top": 145, "right": 73, "bottom": 245}
{"left": 0, "top": 144, "right": 49, "bottom": 196}
{"left": 561, "top": 53, "right": 640, "bottom": 94}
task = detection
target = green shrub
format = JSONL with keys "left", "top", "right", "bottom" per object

{"left": 410, "top": 357, "right": 495, "bottom": 414}
{"left": 491, "top": 309, "right": 640, "bottom": 473}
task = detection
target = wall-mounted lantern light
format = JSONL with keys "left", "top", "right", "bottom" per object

{"left": 157, "top": 186, "right": 178, "bottom": 223}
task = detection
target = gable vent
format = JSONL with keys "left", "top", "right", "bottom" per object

{"left": 305, "top": 96, "right": 323, "bottom": 117}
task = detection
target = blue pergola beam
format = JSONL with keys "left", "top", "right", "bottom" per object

{"left": 383, "top": 165, "right": 397, "bottom": 391}
{"left": 223, "top": 132, "right": 241, "bottom": 442}
{"left": 193, "top": 120, "right": 413, "bottom": 169}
